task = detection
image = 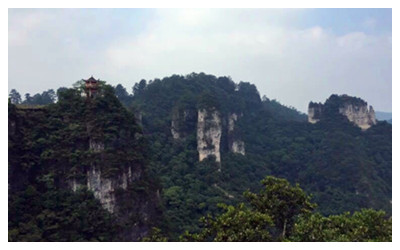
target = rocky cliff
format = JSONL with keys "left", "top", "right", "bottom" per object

{"left": 308, "top": 103, "right": 323, "bottom": 124}
{"left": 67, "top": 139, "right": 145, "bottom": 215}
{"left": 308, "top": 94, "right": 377, "bottom": 130}
{"left": 74, "top": 98, "right": 161, "bottom": 240}
{"left": 228, "top": 113, "right": 245, "bottom": 155}
{"left": 170, "top": 108, "right": 246, "bottom": 164}
{"left": 8, "top": 87, "right": 162, "bottom": 241}
{"left": 338, "top": 103, "right": 376, "bottom": 130}
{"left": 197, "top": 108, "right": 222, "bottom": 163}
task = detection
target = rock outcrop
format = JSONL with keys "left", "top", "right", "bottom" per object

{"left": 308, "top": 94, "right": 377, "bottom": 130}
{"left": 171, "top": 108, "right": 246, "bottom": 163}
{"left": 228, "top": 113, "right": 245, "bottom": 155}
{"left": 339, "top": 104, "right": 376, "bottom": 130}
{"left": 308, "top": 103, "right": 323, "bottom": 124}
{"left": 67, "top": 140, "right": 141, "bottom": 214}
{"left": 8, "top": 88, "right": 162, "bottom": 241}
{"left": 197, "top": 108, "right": 222, "bottom": 163}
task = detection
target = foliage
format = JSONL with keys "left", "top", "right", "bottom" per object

{"left": 112, "top": 72, "right": 391, "bottom": 239}
{"left": 141, "top": 227, "right": 168, "bottom": 242}
{"left": 9, "top": 89, "right": 22, "bottom": 104}
{"left": 290, "top": 209, "right": 392, "bottom": 242}
{"left": 8, "top": 182, "right": 117, "bottom": 241}
{"left": 8, "top": 82, "right": 161, "bottom": 241}
{"left": 244, "top": 176, "right": 316, "bottom": 239}
{"left": 9, "top": 72, "right": 391, "bottom": 241}
{"left": 23, "top": 89, "right": 56, "bottom": 105}
{"left": 181, "top": 176, "right": 390, "bottom": 242}
{"left": 181, "top": 203, "right": 273, "bottom": 242}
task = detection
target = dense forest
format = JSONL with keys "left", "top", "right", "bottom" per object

{"left": 8, "top": 73, "right": 392, "bottom": 241}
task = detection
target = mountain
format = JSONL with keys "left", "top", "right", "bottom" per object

{"left": 123, "top": 73, "right": 391, "bottom": 238}
{"left": 375, "top": 111, "right": 392, "bottom": 123}
{"left": 8, "top": 85, "right": 162, "bottom": 241}
{"left": 308, "top": 94, "right": 377, "bottom": 130}
{"left": 8, "top": 73, "right": 392, "bottom": 241}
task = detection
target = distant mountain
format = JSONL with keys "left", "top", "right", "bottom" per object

{"left": 375, "top": 111, "right": 392, "bottom": 123}
{"left": 308, "top": 94, "right": 377, "bottom": 130}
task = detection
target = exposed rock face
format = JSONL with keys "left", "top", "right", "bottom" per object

{"left": 86, "top": 165, "right": 138, "bottom": 213}
{"left": 308, "top": 94, "right": 377, "bottom": 130}
{"left": 228, "top": 113, "right": 245, "bottom": 155}
{"left": 339, "top": 104, "right": 376, "bottom": 130}
{"left": 9, "top": 96, "right": 161, "bottom": 241}
{"left": 308, "top": 103, "right": 323, "bottom": 124}
{"left": 197, "top": 108, "right": 222, "bottom": 162}
{"left": 171, "top": 113, "right": 180, "bottom": 140}
{"left": 68, "top": 140, "right": 141, "bottom": 214}
{"left": 67, "top": 178, "right": 83, "bottom": 192}
{"left": 66, "top": 134, "right": 158, "bottom": 240}
{"left": 89, "top": 139, "right": 104, "bottom": 152}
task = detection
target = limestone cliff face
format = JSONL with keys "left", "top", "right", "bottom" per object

{"left": 308, "top": 103, "right": 323, "bottom": 124}
{"left": 173, "top": 108, "right": 246, "bottom": 163}
{"left": 68, "top": 140, "right": 141, "bottom": 214}
{"left": 66, "top": 117, "right": 160, "bottom": 240}
{"left": 308, "top": 95, "right": 377, "bottom": 130}
{"left": 228, "top": 113, "right": 245, "bottom": 155}
{"left": 170, "top": 106, "right": 246, "bottom": 163}
{"left": 197, "top": 108, "right": 222, "bottom": 163}
{"left": 86, "top": 163, "right": 138, "bottom": 213}
{"left": 171, "top": 113, "right": 180, "bottom": 140}
{"left": 339, "top": 104, "right": 376, "bottom": 130}
{"left": 67, "top": 135, "right": 159, "bottom": 240}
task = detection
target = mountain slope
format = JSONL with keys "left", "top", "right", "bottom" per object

{"left": 121, "top": 73, "right": 391, "bottom": 238}
{"left": 8, "top": 85, "right": 163, "bottom": 241}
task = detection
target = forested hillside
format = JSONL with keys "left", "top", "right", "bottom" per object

{"left": 119, "top": 73, "right": 391, "bottom": 239}
{"left": 8, "top": 73, "right": 391, "bottom": 241}
{"left": 8, "top": 84, "right": 162, "bottom": 241}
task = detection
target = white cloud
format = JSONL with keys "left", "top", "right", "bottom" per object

{"left": 100, "top": 10, "right": 391, "bottom": 111}
{"left": 9, "top": 9, "right": 392, "bottom": 112}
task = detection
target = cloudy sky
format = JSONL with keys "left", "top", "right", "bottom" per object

{"left": 8, "top": 8, "right": 392, "bottom": 112}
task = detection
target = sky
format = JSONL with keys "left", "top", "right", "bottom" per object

{"left": 8, "top": 8, "right": 392, "bottom": 113}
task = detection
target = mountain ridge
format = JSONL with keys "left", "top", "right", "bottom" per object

{"left": 8, "top": 72, "right": 392, "bottom": 241}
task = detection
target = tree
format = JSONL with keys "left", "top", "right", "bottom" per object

{"left": 141, "top": 227, "right": 168, "bottom": 242}
{"left": 181, "top": 176, "right": 315, "bottom": 242}
{"left": 181, "top": 203, "right": 273, "bottom": 242}
{"left": 114, "top": 84, "right": 130, "bottom": 106}
{"left": 133, "top": 79, "right": 147, "bottom": 96}
{"left": 9, "top": 89, "right": 21, "bottom": 104}
{"left": 115, "top": 84, "right": 128, "bottom": 99}
{"left": 24, "top": 93, "right": 32, "bottom": 104}
{"left": 41, "top": 89, "right": 56, "bottom": 104}
{"left": 56, "top": 87, "right": 68, "bottom": 100}
{"left": 290, "top": 209, "right": 392, "bottom": 242}
{"left": 244, "top": 176, "right": 316, "bottom": 240}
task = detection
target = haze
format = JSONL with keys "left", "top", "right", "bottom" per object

{"left": 8, "top": 8, "right": 392, "bottom": 113}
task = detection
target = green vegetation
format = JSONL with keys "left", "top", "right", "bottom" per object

{"left": 9, "top": 72, "right": 391, "bottom": 241}
{"left": 8, "top": 83, "right": 161, "bottom": 241}
{"left": 175, "top": 176, "right": 391, "bottom": 242}
{"left": 120, "top": 73, "right": 391, "bottom": 239}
